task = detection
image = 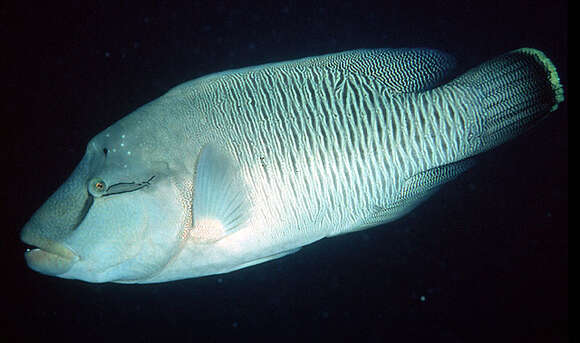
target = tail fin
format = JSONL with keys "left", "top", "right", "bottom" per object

{"left": 451, "top": 48, "right": 564, "bottom": 154}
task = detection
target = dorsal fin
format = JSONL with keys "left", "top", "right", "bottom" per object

{"left": 181, "top": 48, "right": 456, "bottom": 96}
{"left": 326, "top": 48, "right": 456, "bottom": 93}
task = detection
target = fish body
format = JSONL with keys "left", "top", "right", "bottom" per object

{"left": 21, "top": 48, "right": 563, "bottom": 283}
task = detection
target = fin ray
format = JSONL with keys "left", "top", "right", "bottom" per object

{"left": 190, "top": 144, "right": 250, "bottom": 243}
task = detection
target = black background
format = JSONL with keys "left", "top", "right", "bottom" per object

{"left": 1, "top": 1, "right": 567, "bottom": 342}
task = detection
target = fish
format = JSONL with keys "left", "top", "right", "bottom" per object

{"left": 20, "top": 48, "right": 564, "bottom": 283}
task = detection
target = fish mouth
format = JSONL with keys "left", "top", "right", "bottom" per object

{"left": 21, "top": 233, "right": 78, "bottom": 276}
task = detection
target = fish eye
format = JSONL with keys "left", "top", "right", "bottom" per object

{"left": 88, "top": 177, "right": 107, "bottom": 197}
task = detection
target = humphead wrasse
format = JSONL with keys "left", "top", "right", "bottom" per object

{"left": 21, "top": 48, "right": 564, "bottom": 283}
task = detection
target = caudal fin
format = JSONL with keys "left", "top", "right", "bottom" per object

{"left": 451, "top": 48, "right": 564, "bottom": 154}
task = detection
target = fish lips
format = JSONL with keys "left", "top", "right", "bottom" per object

{"left": 22, "top": 234, "right": 79, "bottom": 276}
{"left": 24, "top": 248, "right": 77, "bottom": 276}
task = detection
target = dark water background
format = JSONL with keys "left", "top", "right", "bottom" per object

{"left": 1, "top": 1, "right": 567, "bottom": 342}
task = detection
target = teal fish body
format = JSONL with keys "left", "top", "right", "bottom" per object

{"left": 21, "top": 48, "right": 563, "bottom": 283}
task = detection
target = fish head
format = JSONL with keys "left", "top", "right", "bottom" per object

{"left": 21, "top": 113, "right": 188, "bottom": 283}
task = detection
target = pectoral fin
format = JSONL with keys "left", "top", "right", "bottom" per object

{"left": 187, "top": 144, "right": 250, "bottom": 243}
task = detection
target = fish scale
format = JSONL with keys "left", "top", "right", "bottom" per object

{"left": 190, "top": 51, "right": 460, "bottom": 237}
